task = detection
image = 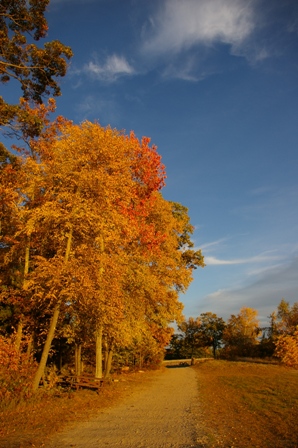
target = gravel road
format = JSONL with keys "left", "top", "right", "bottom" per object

{"left": 46, "top": 366, "right": 200, "bottom": 448}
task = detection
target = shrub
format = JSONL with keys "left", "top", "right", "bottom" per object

{"left": 0, "top": 336, "right": 37, "bottom": 406}
{"left": 274, "top": 327, "right": 298, "bottom": 367}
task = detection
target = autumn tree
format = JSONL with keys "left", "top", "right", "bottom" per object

{"left": 178, "top": 317, "right": 202, "bottom": 358}
{"left": 271, "top": 299, "right": 298, "bottom": 366}
{"left": 119, "top": 194, "right": 204, "bottom": 367}
{"left": 0, "top": 0, "right": 72, "bottom": 137}
{"left": 198, "top": 312, "right": 226, "bottom": 358}
{"left": 222, "top": 307, "right": 261, "bottom": 358}
{"left": 274, "top": 299, "right": 298, "bottom": 336}
{"left": 21, "top": 120, "right": 177, "bottom": 387}
{"left": 170, "top": 312, "right": 225, "bottom": 359}
{"left": 1, "top": 116, "right": 204, "bottom": 387}
{"left": 275, "top": 327, "right": 298, "bottom": 367}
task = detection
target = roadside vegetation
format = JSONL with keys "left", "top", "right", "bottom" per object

{"left": 194, "top": 360, "right": 298, "bottom": 448}
{"left": 0, "top": 369, "right": 159, "bottom": 448}
{"left": 1, "top": 361, "right": 298, "bottom": 448}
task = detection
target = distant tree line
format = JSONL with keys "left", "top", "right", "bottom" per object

{"left": 167, "top": 300, "right": 298, "bottom": 367}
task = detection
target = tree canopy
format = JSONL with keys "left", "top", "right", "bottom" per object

{"left": 0, "top": 0, "right": 73, "bottom": 136}
{"left": 0, "top": 118, "right": 204, "bottom": 390}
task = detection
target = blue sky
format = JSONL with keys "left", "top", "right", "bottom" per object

{"left": 4, "top": 0, "right": 298, "bottom": 326}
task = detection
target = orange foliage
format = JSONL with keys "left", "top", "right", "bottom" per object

{"left": 1, "top": 118, "right": 204, "bottom": 380}
{"left": 275, "top": 327, "right": 298, "bottom": 367}
{"left": 0, "top": 336, "right": 36, "bottom": 404}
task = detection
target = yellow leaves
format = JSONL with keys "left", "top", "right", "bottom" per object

{"left": 2, "top": 117, "right": 204, "bottom": 368}
{"left": 275, "top": 327, "right": 298, "bottom": 367}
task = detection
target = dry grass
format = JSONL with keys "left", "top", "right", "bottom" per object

{"left": 193, "top": 360, "right": 298, "bottom": 448}
{"left": 1, "top": 362, "right": 298, "bottom": 448}
{"left": 0, "top": 370, "right": 159, "bottom": 448}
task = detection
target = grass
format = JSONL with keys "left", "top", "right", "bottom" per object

{"left": 1, "top": 361, "right": 298, "bottom": 448}
{"left": 193, "top": 360, "right": 298, "bottom": 448}
{"left": 0, "top": 370, "right": 160, "bottom": 448}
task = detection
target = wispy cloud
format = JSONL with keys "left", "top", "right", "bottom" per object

{"left": 83, "top": 54, "right": 135, "bottom": 82}
{"left": 141, "top": 0, "right": 256, "bottom": 57}
{"left": 51, "top": 0, "right": 100, "bottom": 3}
{"left": 200, "top": 238, "right": 229, "bottom": 251}
{"left": 161, "top": 57, "right": 200, "bottom": 82}
{"left": 76, "top": 95, "right": 120, "bottom": 124}
{"left": 205, "top": 252, "right": 281, "bottom": 266}
{"left": 200, "top": 257, "right": 298, "bottom": 325}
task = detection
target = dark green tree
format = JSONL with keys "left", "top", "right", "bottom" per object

{"left": 199, "top": 312, "right": 226, "bottom": 358}
{"left": 178, "top": 317, "right": 203, "bottom": 358}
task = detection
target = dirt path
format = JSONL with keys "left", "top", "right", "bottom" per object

{"left": 46, "top": 366, "right": 199, "bottom": 448}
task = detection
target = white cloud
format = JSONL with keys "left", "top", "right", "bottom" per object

{"left": 205, "top": 252, "right": 281, "bottom": 266}
{"left": 141, "top": 0, "right": 256, "bottom": 56}
{"left": 83, "top": 54, "right": 135, "bottom": 82}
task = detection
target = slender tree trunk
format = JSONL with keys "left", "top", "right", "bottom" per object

{"left": 32, "top": 228, "right": 73, "bottom": 391}
{"left": 104, "top": 348, "right": 113, "bottom": 378}
{"left": 15, "top": 239, "right": 31, "bottom": 352}
{"left": 75, "top": 343, "right": 82, "bottom": 377}
{"left": 32, "top": 302, "right": 61, "bottom": 391}
{"left": 94, "top": 234, "right": 104, "bottom": 379}
{"left": 103, "top": 340, "right": 108, "bottom": 372}
{"left": 95, "top": 324, "right": 103, "bottom": 379}
{"left": 24, "top": 239, "right": 30, "bottom": 282}
{"left": 26, "top": 333, "right": 33, "bottom": 360}
{"left": 139, "top": 351, "right": 143, "bottom": 368}
{"left": 15, "top": 319, "right": 23, "bottom": 352}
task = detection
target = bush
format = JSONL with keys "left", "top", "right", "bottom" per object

{"left": 274, "top": 328, "right": 298, "bottom": 367}
{"left": 0, "top": 336, "right": 37, "bottom": 407}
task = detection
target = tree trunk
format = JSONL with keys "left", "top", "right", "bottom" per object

{"left": 139, "top": 351, "right": 143, "bottom": 368}
{"left": 94, "top": 234, "right": 104, "bottom": 379}
{"left": 213, "top": 342, "right": 216, "bottom": 359}
{"left": 104, "top": 348, "right": 113, "bottom": 378}
{"left": 32, "top": 301, "right": 61, "bottom": 391}
{"left": 95, "top": 324, "right": 103, "bottom": 379}
{"left": 24, "top": 240, "right": 30, "bottom": 282}
{"left": 32, "top": 228, "right": 73, "bottom": 392}
{"left": 75, "top": 343, "right": 82, "bottom": 377}
{"left": 15, "top": 238, "right": 31, "bottom": 353}
{"left": 15, "top": 319, "right": 23, "bottom": 352}
{"left": 103, "top": 339, "right": 109, "bottom": 372}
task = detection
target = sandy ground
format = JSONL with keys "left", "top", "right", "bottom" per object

{"left": 46, "top": 366, "right": 199, "bottom": 448}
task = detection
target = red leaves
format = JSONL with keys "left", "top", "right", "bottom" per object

{"left": 128, "top": 132, "right": 166, "bottom": 196}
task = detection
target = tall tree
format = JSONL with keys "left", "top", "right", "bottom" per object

{"left": 23, "top": 121, "right": 168, "bottom": 385}
{"left": 276, "top": 299, "right": 298, "bottom": 335}
{"left": 178, "top": 317, "right": 202, "bottom": 358}
{"left": 2, "top": 118, "right": 204, "bottom": 385}
{"left": 223, "top": 307, "right": 260, "bottom": 358}
{"left": 199, "top": 312, "right": 226, "bottom": 358}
